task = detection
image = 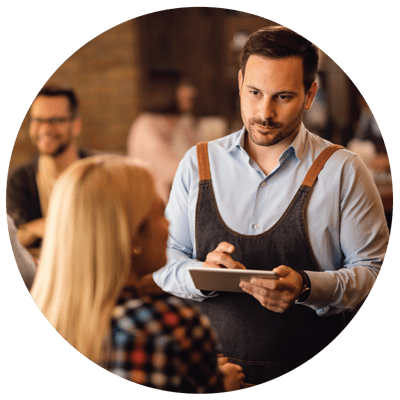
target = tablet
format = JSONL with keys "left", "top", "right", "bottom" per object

{"left": 188, "top": 267, "right": 279, "bottom": 293}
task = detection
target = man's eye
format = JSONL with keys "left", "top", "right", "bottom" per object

{"left": 250, "top": 90, "right": 259, "bottom": 96}
{"left": 30, "top": 117, "right": 70, "bottom": 125}
{"left": 278, "top": 95, "right": 291, "bottom": 100}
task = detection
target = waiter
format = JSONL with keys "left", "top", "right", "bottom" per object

{"left": 153, "top": 26, "right": 389, "bottom": 385}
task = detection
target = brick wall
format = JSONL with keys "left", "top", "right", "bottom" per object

{"left": 9, "top": 19, "right": 141, "bottom": 171}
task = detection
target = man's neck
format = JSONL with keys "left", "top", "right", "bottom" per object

{"left": 244, "top": 130, "right": 299, "bottom": 176}
{"left": 40, "top": 144, "right": 79, "bottom": 178}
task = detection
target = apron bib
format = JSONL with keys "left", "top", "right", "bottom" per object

{"left": 192, "top": 142, "right": 345, "bottom": 385}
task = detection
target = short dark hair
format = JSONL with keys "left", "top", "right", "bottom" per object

{"left": 36, "top": 84, "right": 79, "bottom": 117}
{"left": 142, "top": 72, "right": 193, "bottom": 115}
{"left": 241, "top": 26, "right": 319, "bottom": 92}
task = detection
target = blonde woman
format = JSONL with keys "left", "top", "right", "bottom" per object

{"left": 31, "top": 155, "right": 244, "bottom": 393}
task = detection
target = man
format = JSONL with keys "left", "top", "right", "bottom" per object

{"left": 152, "top": 26, "right": 389, "bottom": 385}
{"left": 7, "top": 85, "right": 93, "bottom": 250}
{"left": 127, "top": 76, "right": 199, "bottom": 204}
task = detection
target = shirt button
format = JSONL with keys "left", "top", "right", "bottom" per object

{"left": 253, "top": 224, "right": 260, "bottom": 230}
{"left": 261, "top": 182, "right": 267, "bottom": 187}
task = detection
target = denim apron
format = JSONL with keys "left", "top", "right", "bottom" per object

{"left": 193, "top": 142, "right": 345, "bottom": 385}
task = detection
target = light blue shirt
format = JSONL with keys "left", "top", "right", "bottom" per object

{"left": 153, "top": 124, "right": 389, "bottom": 316}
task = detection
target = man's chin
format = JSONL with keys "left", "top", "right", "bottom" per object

{"left": 39, "top": 143, "right": 69, "bottom": 158}
{"left": 249, "top": 130, "right": 283, "bottom": 147}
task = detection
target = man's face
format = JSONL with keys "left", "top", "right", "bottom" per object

{"left": 239, "top": 55, "right": 317, "bottom": 147}
{"left": 29, "top": 95, "right": 80, "bottom": 157}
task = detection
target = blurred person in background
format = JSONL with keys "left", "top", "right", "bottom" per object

{"left": 6, "top": 85, "right": 94, "bottom": 253}
{"left": 31, "top": 155, "right": 244, "bottom": 393}
{"left": 345, "top": 93, "right": 392, "bottom": 229}
{"left": 127, "top": 75, "right": 199, "bottom": 203}
{"left": 347, "top": 94, "right": 389, "bottom": 171}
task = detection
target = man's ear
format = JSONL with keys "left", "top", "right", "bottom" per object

{"left": 72, "top": 116, "right": 82, "bottom": 138}
{"left": 305, "top": 81, "right": 318, "bottom": 111}
{"left": 238, "top": 69, "right": 244, "bottom": 95}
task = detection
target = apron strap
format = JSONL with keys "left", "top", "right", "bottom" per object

{"left": 302, "top": 144, "right": 344, "bottom": 187}
{"left": 196, "top": 141, "right": 211, "bottom": 181}
{"left": 197, "top": 142, "right": 344, "bottom": 187}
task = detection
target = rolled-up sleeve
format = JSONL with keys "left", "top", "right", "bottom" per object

{"left": 302, "top": 154, "right": 388, "bottom": 315}
{"left": 153, "top": 150, "right": 217, "bottom": 301}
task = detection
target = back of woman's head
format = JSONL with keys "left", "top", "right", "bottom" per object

{"left": 31, "top": 155, "right": 157, "bottom": 361}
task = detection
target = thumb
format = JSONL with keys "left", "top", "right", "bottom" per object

{"left": 272, "top": 265, "right": 293, "bottom": 278}
{"left": 217, "top": 356, "right": 229, "bottom": 366}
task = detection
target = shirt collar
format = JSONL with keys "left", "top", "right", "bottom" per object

{"left": 228, "top": 123, "right": 308, "bottom": 161}
{"left": 227, "top": 126, "right": 246, "bottom": 153}
{"left": 284, "top": 123, "right": 308, "bottom": 161}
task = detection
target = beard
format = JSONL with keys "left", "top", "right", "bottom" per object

{"left": 244, "top": 102, "right": 306, "bottom": 147}
{"left": 50, "top": 141, "right": 71, "bottom": 157}
{"left": 35, "top": 130, "right": 74, "bottom": 158}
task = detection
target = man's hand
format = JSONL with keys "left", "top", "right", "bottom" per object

{"left": 203, "top": 242, "right": 246, "bottom": 270}
{"left": 239, "top": 265, "right": 303, "bottom": 313}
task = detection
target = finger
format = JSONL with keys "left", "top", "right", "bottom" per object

{"left": 240, "top": 281, "right": 270, "bottom": 297}
{"left": 234, "top": 262, "right": 246, "bottom": 270}
{"left": 217, "top": 356, "right": 229, "bottom": 366}
{"left": 215, "top": 242, "right": 235, "bottom": 254}
{"left": 240, "top": 282, "right": 287, "bottom": 312}
{"left": 206, "top": 252, "right": 245, "bottom": 269}
{"left": 248, "top": 289, "right": 287, "bottom": 313}
{"left": 248, "top": 277, "right": 280, "bottom": 290}
{"left": 272, "top": 265, "right": 293, "bottom": 278}
{"left": 204, "top": 260, "right": 245, "bottom": 270}
{"left": 203, "top": 261, "right": 223, "bottom": 269}
{"left": 246, "top": 279, "right": 295, "bottom": 304}
{"left": 224, "top": 362, "right": 243, "bottom": 373}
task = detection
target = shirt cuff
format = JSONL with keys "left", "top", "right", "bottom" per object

{"left": 152, "top": 261, "right": 218, "bottom": 302}
{"left": 300, "top": 270, "right": 336, "bottom": 310}
{"left": 183, "top": 264, "right": 219, "bottom": 301}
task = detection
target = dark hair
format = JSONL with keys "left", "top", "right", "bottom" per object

{"left": 36, "top": 84, "right": 79, "bottom": 117}
{"left": 241, "top": 26, "right": 319, "bottom": 92}
{"left": 142, "top": 73, "right": 193, "bottom": 115}
{"left": 142, "top": 79, "right": 180, "bottom": 115}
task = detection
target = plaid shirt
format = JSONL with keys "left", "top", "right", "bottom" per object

{"left": 102, "top": 287, "right": 224, "bottom": 393}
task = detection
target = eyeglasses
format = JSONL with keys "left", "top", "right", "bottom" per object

{"left": 30, "top": 116, "right": 74, "bottom": 126}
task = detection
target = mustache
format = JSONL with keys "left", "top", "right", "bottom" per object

{"left": 249, "top": 118, "right": 280, "bottom": 128}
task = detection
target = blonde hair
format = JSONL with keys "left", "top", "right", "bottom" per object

{"left": 31, "top": 155, "right": 157, "bottom": 363}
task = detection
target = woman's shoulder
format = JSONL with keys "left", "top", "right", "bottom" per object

{"left": 108, "top": 292, "right": 222, "bottom": 392}
{"left": 113, "top": 290, "right": 214, "bottom": 339}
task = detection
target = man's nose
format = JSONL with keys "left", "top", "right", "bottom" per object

{"left": 37, "top": 121, "right": 53, "bottom": 135}
{"left": 258, "top": 98, "right": 275, "bottom": 120}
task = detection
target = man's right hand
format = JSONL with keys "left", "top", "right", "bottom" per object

{"left": 203, "top": 242, "right": 246, "bottom": 269}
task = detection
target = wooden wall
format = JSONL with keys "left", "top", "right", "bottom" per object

{"left": 8, "top": 8, "right": 353, "bottom": 172}
{"left": 9, "top": 19, "right": 141, "bottom": 171}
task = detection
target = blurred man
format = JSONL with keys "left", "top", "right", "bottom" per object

{"left": 7, "top": 85, "right": 93, "bottom": 250}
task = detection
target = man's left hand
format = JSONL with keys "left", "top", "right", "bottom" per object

{"left": 239, "top": 265, "right": 304, "bottom": 313}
